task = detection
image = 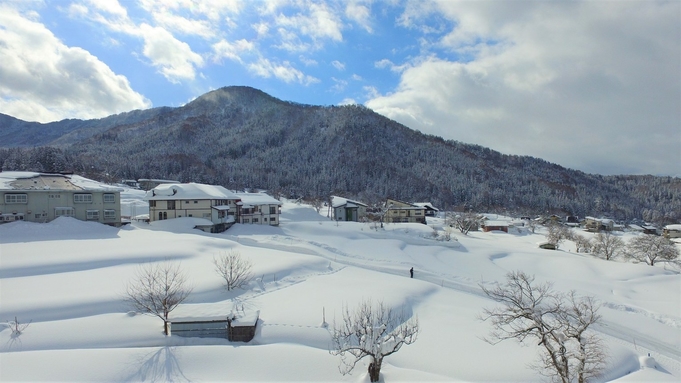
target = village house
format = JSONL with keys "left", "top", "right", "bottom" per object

{"left": 663, "top": 224, "right": 681, "bottom": 239}
{"left": 235, "top": 192, "right": 282, "bottom": 226}
{"left": 145, "top": 183, "right": 282, "bottom": 232}
{"left": 145, "top": 183, "right": 241, "bottom": 233}
{"left": 0, "top": 171, "right": 122, "bottom": 226}
{"left": 331, "top": 196, "right": 368, "bottom": 222}
{"left": 413, "top": 202, "right": 439, "bottom": 217}
{"left": 482, "top": 220, "right": 509, "bottom": 233}
{"left": 383, "top": 198, "right": 426, "bottom": 224}
{"left": 584, "top": 217, "right": 614, "bottom": 232}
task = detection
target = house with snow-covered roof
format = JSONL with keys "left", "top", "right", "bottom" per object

{"left": 145, "top": 183, "right": 240, "bottom": 232}
{"left": 383, "top": 198, "right": 426, "bottom": 224}
{"left": 413, "top": 202, "right": 439, "bottom": 217}
{"left": 663, "top": 224, "right": 681, "bottom": 239}
{"left": 331, "top": 196, "right": 368, "bottom": 222}
{"left": 234, "top": 192, "right": 282, "bottom": 226}
{"left": 0, "top": 171, "right": 122, "bottom": 226}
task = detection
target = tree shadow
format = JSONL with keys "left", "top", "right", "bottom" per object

{"left": 124, "top": 346, "right": 190, "bottom": 382}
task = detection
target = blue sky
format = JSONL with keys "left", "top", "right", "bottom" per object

{"left": 0, "top": 0, "right": 679, "bottom": 177}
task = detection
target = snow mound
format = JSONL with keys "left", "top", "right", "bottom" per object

{"left": 146, "top": 217, "right": 215, "bottom": 233}
{"left": 0, "top": 216, "right": 119, "bottom": 242}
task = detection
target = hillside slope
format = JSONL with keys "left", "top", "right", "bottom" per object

{"left": 1, "top": 86, "right": 679, "bottom": 222}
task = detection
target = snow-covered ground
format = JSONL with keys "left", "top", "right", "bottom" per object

{"left": 1, "top": 194, "right": 679, "bottom": 382}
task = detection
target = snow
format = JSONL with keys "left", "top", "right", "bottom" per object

{"left": 145, "top": 183, "right": 238, "bottom": 200}
{"left": 1, "top": 195, "right": 679, "bottom": 382}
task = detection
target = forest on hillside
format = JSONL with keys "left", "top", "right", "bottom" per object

{"left": 1, "top": 87, "right": 679, "bottom": 225}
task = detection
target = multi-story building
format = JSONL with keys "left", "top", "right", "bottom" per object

{"left": 0, "top": 171, "right": 122, "bottom": 226}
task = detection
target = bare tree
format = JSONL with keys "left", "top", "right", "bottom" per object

{"left": 7, "top": 316, "right": 31, "bottom": 336}
{"left": 448, "top": 211, "right": 481, "bottom": 235}
{"left": 591, "top": 232, "right": 625, "bottom": 261}
{"left": 330, "top": 299, "right": 419, "bottom": 382}
{"left": 480, "top": 271, "right": 606, "bottom": 383}
{"left": 213, "top": 250, "right": 254, "bottom": 291}
{"left": 546, "top": 222, "right": 571, "bottom": 248}
{"left": 573, "top": 234, "right": 593, "bottom": 254}
{"left": 626, "top": 235, "right": 679, "bottom": 266}
{"left": 125, "top": 261, "right": 193, "bottom": 335}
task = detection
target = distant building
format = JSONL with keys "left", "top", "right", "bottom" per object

{"left": 331, "top": 196, "right": 368, "bottom": 222}
{"left": 482, "top": 220, "right": 509, "bottom": 233}
{"left": 235, "top": 192, "right": 282, "bottom": 226}
{"left": 413, "top": 202, "right": 439, "bottom": 217}
{"left": 663, "top": 224, "right": 681, "bottom": 238}
{"left": 383, "top": 198, "right": 426, "bottom": 224}
{"left": 0, "top": 171, "right": 122, "bottom": 226}
{"left": 145, "top": 183, "right": 240, "bottom": 232}
{"left": 145, "top": 183, "right": 282, "bottom": 232}
{"left": 584, "top": 217, "right": 614, "bottom": 232}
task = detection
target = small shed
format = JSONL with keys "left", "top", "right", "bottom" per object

{"left": 170, "top": 310, "right": 259, "bottom": 342}
{"left": 482, "top": 221, "right": 509, "bottom": 233}
{"left": 538, "top": 241, "right": 557, "bottom": 250}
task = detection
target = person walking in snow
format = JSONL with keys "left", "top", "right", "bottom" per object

{"left": 410, "top": 267, "right": 414, "bottom": 278}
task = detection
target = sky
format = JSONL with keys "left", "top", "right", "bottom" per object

{"left": 0, "top": 0, "right": 679, "bottom": 177}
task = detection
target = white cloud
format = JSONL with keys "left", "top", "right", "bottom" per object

{"left": 247, "top": 58, "right": 319, "bottom": 85}
{"left": 212, "top": 39, "right": 255, "bottom": 64}
{"left": 0, "top": 5, "right": 150, "bottom": 122}
{"left": 330, "top": 77, "right": 348, "bottom": 92}
{"left": 331, "top": 60, "right": 345, "bottom": 71}
{"left": 274, "top": 1, "right": 343, "bottom": 52}
{"left": 338, "top": 97, "right": 357, "bottom": 105}
{"left": 345, "top": 1, "right": 372, "bottom": 33}
{"left": 72, "top": 0, "right": 206, "bottom": 83}
{"left": 139, "top": 23, "right": 205, "bottom": 83}
{"left": 367, "top": 1, "right": 681, "bottom": 176}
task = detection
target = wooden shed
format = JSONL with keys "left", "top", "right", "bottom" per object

{"left": 170, "top": 310, "right": 259, "bottom": 342}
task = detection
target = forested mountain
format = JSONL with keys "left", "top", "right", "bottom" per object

{"left": 1, "top": 86, "right": 679, "bottom": 224}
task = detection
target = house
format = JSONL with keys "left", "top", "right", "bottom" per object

{"left": 413, "top": 202, "right": 439, "bottom": 217}
{"left": 584, "top": 217, "right": 614, "bottom": 232}
{"left": 663, "top": 224, "right": 681, "bottom": 239}
{"left": 235, "top": 192, "right": 282, "bottom": 226}
{"left": 641, "top": 225, "right": 658, "bottom": 235}
{"left": 331, "top": 196, "right": 368, "bottom": 222}
{"left": 383, "top": 198, "right": 426, "bottom": 224}
{"left": 145, "top": 183, "right": 240, "bottom": 233}
{"left": 0, "top": 171, "right": 122, "bottom": 226}
{"left": 482, "top": 220, "right": 509, "bottom": 233}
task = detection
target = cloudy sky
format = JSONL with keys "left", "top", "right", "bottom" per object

{"left": 0, "top": 0, "right": 679, "bottom": 177}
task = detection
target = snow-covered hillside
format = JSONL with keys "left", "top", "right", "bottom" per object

{"left": 0, "top": 198, "right": 679, "bottom": 382}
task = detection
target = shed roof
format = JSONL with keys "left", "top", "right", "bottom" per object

{"left": 235, "top": 192, "right": 281, "bottom": 206}
{"left": 332, "top": 196, "right": 368, "bottom": 208}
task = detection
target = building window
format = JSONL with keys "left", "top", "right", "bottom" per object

{"left": 86, "top": 210, "right": 100, "bottom": 220}
{"left": 103, "top": 194, "right": 115, "bottom": 203}
{"left": 74, "top": 194, "right": 93, "bottom": 203}
{"left": 104, "top": 210, "right": 116, "bottom": 220}
{"left": 244, "top": 219, "right": 250, "bottom": 223}
{"left": 49, "top": 194, "right": 61, "bottom": 199}
{"left": 194, "top": 200, "right": 198, "bottom": 204}
{"left": 55, "top": 208, "right": 74, "bottom": 217}
{"left": 168, "top": 200, "right": 176, "bottom": 210}
{"left": 4, "top": 194, "right": 27, "bottom": 204}
{"left": 264, "top": 218, "right": 268, "bottom": 222}
{"left": 253, "top": 218, "right": 259, "bottom": 223}
{"left": 270, "top": 206, "right": 277, "bottom": 214}
{"left": 149, "top": 200, "right": 156, "bottom": 207}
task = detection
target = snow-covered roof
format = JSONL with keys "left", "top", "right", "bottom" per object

{"left": 145, "top": 183, "right": 239, "bottom": 201}
{"left": 664, "top": 224, "right": 681, "bottom": 231}
{"left": 235, "top": 192, "right": 281, "bottom": 206}
{"left": 0, "top": 171, "right": 123, "bottom": 192}
{"left": 484, "top": 221, "right": 509, "bottom": 227}
{"left": 331, "top": 196, "right": 367, "bottom": 208}
{"left": 413, "top": 202, "right": 439, "bottom": 211}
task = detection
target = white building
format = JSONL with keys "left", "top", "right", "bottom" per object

{"left": 235, "top": 192, "right": 282, "bottom": 226}
{"left": 0, "top": 171, "right": 122, "bottom": 226}
{"left": 145, "top": 183, "right": 282, "bottom": 231}
{"left": 145, "top": 183, "right": 240, "bottom": 232}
